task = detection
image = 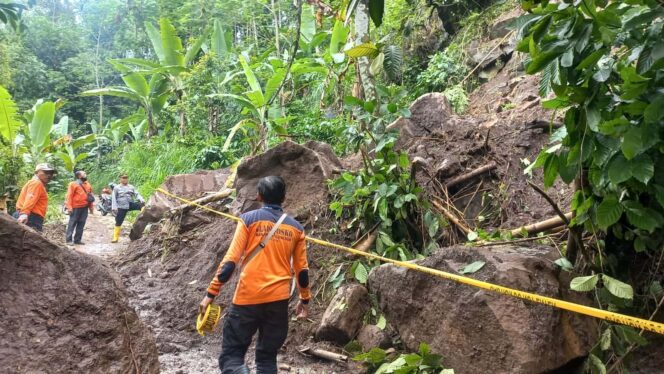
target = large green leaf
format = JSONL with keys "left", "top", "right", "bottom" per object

{"left": 212, "top": 19, "right": 230, "bottom": 58}
{"left": 265, "top": 69, "right": 286, "bottom": 104}
{"left": 29, "top": 101, "right": 55, "bottom": 149}
{"left": 81, "top": 87, "right": 141, "bottom": 101}
{"left": 184, "top": 27, "right": 208, "bottom": 65}
{"left": 145, "top": 21, "right": 167, "bottom": 65}
{"left": 607, "top": 155, "right": 631, "bottom": 184}
{"left": 368, "top": 0, "right": 384, "bottom": 27}
{"left": 223, "top": 119, "right": 258, "bottom": 151}
{"left": 52, "top": 115, "right": 69, "bottom": 137}
{"left": 121, "top": 73, "right": 149, "bottom": 98}
{"left": 72, "top": 133, "right": 96, "bottom": 149}
{"left": 300, "top": 4, "right": 316, "bottom": 43}
{"left": 459, "top": 261, "right": 486, "bottom": 274}
{"left": 354, "top": 262, "right": 368, "bottom": 284}
{"left": 111, "top": 58, "right": 161, "bottom": 70}
{"left": 570, "top": 274, "right": 599, "bottom": 292}
{"left": 596, "top": 196, "right": 623, "bottom": 229}
{"left": 0, "top": 85, "right": 22, "bottom": 144}
{"left": 244, "top": 90, "right": 266, "bottom": 108}
{"left": 630, "top": 154, "right": 654, "bottom": 184}
{"left": 330, "top": 20, "right": 349, "bottom": 55}
{"left": 345, "top": 43, "right": 380, "bottom": 58}
{"left": 208, "top": 93, "right": 259, "bottom": 119}
{"left": 158, "top": 18, "right": 184, "bottom": 67}
{"left": 238, "top": 55, "right": 262, "bottom": 95}
{"left": 383, "top": 45, "right": 402, "bottom": 81}
{"left": 602, "top": 274, "right": 633, "bottom": 300}
{"left": 624, "top": 200, "right": 662, "bottom": 232}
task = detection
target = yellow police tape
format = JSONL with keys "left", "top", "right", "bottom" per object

{"left": 155, "top": 188, "right": 664, "bottom": 335}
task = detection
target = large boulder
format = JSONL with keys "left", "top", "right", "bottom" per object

{"left": 315, "top": 284, "right": 370, "bottom": 345}
{"left": 232, "top": 141, "right": 341, "bottom": 217}
{"left": 0, "top": 215, "right": 160, "bottom": 373}
{"left": 130, "top": 169, "right": 230, "bottom": 240}
{"left": 368, "top": 244, "right": 597, "bottom": 374}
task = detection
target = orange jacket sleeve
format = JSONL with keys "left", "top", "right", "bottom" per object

{"left": 20, "top": 181, "right": 44, "bottom": 216}
{"left": 206, "top": 221, "right": 249, "bottom": 297}
{"left": 292, "top": 231, "right": 311, "bottom": 301}
{"left": 65, "top": 182, "right": 75, "bottom": 211}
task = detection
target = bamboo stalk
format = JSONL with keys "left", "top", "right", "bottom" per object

{"left": 166, "top": 189, "right": 234, "bottom": 216}
{"left": 432, "top": 199, "right": 472, "bottom": 235}
{"left": 445, "top": 162, "right": 497, "bottom": 189}
{"left": 509, "top": 213, "right": 573, "bottom": 237}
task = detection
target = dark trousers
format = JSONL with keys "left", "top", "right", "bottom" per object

{"left": 12, "top": 211, "right": 44, "bottom": 232}
{"left": 115, "top": 208, "right": 128, "bottom": 226}
{"left": 66, "top": 207, "right": 88, "bottom": 243}
{"left": 219, "top": 299, "right": 289, "bottom": 374}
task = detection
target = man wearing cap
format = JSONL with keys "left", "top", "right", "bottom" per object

{"left": 65, "top": 169, "right": 95, "bottom": 245}
{"left": 14, "top": 163, "right": 55, "bottom": 232}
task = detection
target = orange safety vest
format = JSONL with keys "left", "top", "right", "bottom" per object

{"left": 207, "top": 206, "right": 311, "bottom": 305}
{"left": 16, "top": 177, "right": 48, "bottom": 218}
{"left": 66, "top": 180, "right": 94, "bottom": 210}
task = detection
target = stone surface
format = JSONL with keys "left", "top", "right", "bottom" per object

{"left": 357, "top": 324, "right": 391, "bottom": 351}
{"left": 0, "top": 214, "right": 160, "bottom": 373}
{"left": 368, "top": 244, "right": 597, "bottom": 374}
{"left": 232, "top": 140, "right": 341, "bottom": 218}
{"left": 130, "top": 169, "right": 230, "bottom": 240}
{"left": 315, "top": 284, "right": 370, "bottom": 345}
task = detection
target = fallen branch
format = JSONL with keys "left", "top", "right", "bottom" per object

{"left": 445, "top": 162, "right": 497, "bottom": 189}
{"left": 299, "top": 347, "right": 348, "bottom": 363}
{"left": 526, "top": 181, "right": 569, "bottom": 225}
{"left": 166, "top": 189, "right": 234, "bottom": 217}
{"left": 351, "top": 222, "right": 380, "bottom": 252}
{"left": 432, "top": 199, "right": 472, "bottom": 235}
{"left": 527, "top": 120, "right": 563, "bottom": 131}
{"left": 509, "top": 213, "right": 572, "bottom": 237}
{"left": 460, "top": 30, "right": 515, "bottom": 85}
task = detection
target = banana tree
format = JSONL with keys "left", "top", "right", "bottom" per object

{"left": 208, "top": 54, "right": 287, "bottom": 154}
{"left": 82, "top": 71, "right": 169, "bottom": 138}
{"left": 50, "top": 115, "right": 96, "bottom": 172}
{"left": 0, "top": 85, "right": 22, "bottom": 156}
{"left": 110, "top": 18, "right": 207, "bottom": 136}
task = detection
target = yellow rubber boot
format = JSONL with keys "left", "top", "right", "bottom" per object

{"left": 111, "top": 226, "right": 121, "bottom": 243}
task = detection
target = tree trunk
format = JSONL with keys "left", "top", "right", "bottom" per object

{"left": 176, "top": 90, "right": 187, "bottom": 137}
{"left": 147, "top": 110, "right": 157, "bottom": 138}
{"left": 354, "top": 0, "right": 375, "bottom": 102}
{"left": 272, "top": 0, "right": 280, "bottom": 56}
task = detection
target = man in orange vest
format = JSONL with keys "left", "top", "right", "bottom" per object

{"left": 199, "top": 176, "right": 310, "bottom": 374}
{"left": 14, "top": 163, "right": 55, "bottom": 232}
{"left": 65, "top": 169, "right": 95, "bottom": 245}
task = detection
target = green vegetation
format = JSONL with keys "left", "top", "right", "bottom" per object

{"left": 518, "top": 0, "right": 664, "bottom": 371}
{"left": 354, "top": 343, "right": 453, "bottom": 374}
{"left": 2, "top": 0, "right": 662, "bottom": 370}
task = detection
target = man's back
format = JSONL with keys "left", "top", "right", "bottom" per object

{"left": 207, "top": 204, "right": 309, "bottom": 305}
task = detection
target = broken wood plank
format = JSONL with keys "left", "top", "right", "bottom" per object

{"left": 299, "top": 347, "right": 348, "bottom": 363}
{"left": 509, "top": 213, "right": 573, "bottom": 237}
{"left": 445, "top": 162, "right": 497, "bottom": 189}
{"left": 166, "top": 189, "right": 234, "bottom": 217}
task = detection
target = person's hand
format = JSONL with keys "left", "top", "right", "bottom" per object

{"left": 112, "top": 209, "right": 117, "bottom": 215}
{"left": 67, "top": 209, "right": 73, "bottom": 215}
{"left": 296, "top": 300, "right": 309, "bottom": 320}
{"left": 199, "top": 295, "right": 214, "bottom": 316}
{"left": 17, "top": 214, "right": 28, "bottom": 224}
